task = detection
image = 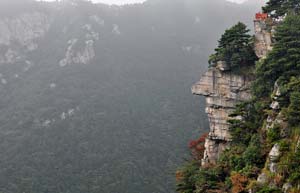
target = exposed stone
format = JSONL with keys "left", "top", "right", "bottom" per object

{"left": 0, "top": 12, "right": 51, "bottom": 64}
{"left": 282, "top": 183, "right": 292, "bottom": 193}
{"left": 269, "top": 162, "right": 277, "bottom": 173}
{"left": 89, "top": 15, "right": 105, "bottom": 26}
{"left": 269, "top": 144, "right": 280, "bottom": 162}
{"left": 270, "top": 101, "right": 280, "bottom": 110}
{"left": 254, "top": 20, "right": 273, "bottom": 58}
{"left": 4, "top": 49, "right": 21, "bottom": 64}
{"left": 193, "top": 11, "right": 276, "bottom": 167}
{"left": 59, "top": 39, "right": 95, "bottom": 67}
{"left": 192, "top": 67, "right": 253, "bottom": 165}
{"left": 216, "top": 61, "right": 230, "bottom": 71}
{"left": 83, "top": 24, "right": 100, "bottom": 40}
{"left": 0, "top": 12, "right": 51, "bottom": 49}
{"left": 296, "top": 138, "right": 300, "bottom": 153}
{"left": 257, "top": 172, "right": 268, "bottom": 184}
{"left": 266, "top": 81, "right": 287, "bottom": 130}
{"left": 269, "top": 144, "right": 280, "bottom": 173}
{"left": 273, "top": 81, "right": 281, "bottom": 99}
{"left": 112, "top": 24, "right": 121, "bottom": 35}
{"left": 201, "top": 138, "right": 227, "bottom": 165}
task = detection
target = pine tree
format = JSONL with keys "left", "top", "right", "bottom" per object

{"left": 263, "top": 0, "right": 300, "bottom": 18}
{"left": 253, "top": 14, "right": 300, "bottom": 98}
{"left": 288, "top": 91, "right": 300, "bottom": 126}
{"left": 209, "top": 22, "right": 257, "bottom": 70}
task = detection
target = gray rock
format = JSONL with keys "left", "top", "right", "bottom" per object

{"left": 194, "top": 16, "right": 274, "bottom": 166}
{"left": 59, "top": 39, "right": 95, "bottom": 67}
{"left": 257, "top": 172, "right": 268, "bottom": 184}
{"left": 269, "top": 144, "right": 281, "bottom": 173}
{"left": 192, "top": 67, "right": 253, "bottom": 165}
{"left": 0, "top": 12, "right": 51, "bottom": 64}
{"left": 216, "top": 61, "right": 230, "bottom": 71}
{"left": 269, "top": 162, "right": 277, "bottom": 173}
{"left": 254, "top": 20, "right": 273, "bottom": 58}
{"left": 282, "top": 183, "right": 292, "bottom": 193}
{"left": 269, "top": 144, "right": 280, "bottom": 162}
{"left": 270, "top": 101, "right": 280, "bottom": 110}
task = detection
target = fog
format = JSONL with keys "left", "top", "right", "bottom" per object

{"left": 38, "top": 0, "right": 147, "bottom": 5}
{"left": 38, "top": 0, "right": 251, "bottom": 5}
{"left": 0, "top": 0, "right": 263, "bottom": 192}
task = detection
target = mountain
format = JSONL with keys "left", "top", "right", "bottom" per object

{"left": 0, "top": 0, "right": 262, "bottom": 192}
{"left": 177, "top": 1, "right": 300, "bottom": 193}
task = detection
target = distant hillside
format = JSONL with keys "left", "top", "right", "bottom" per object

{"left": 0, "top": 0, "right": 262, "bottom": 192}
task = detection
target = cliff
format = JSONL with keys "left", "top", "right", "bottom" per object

{"left": 178, "top": 3, "right": 300, "bottom": 192}
{"left": 254, "top": 18, "right": 274, "bottom": 59}
{"left": 192, "top": 18, "right": 273, "bottom": 166}
{"left": 192, "top": 66, "right": 253, "bottom": 165}
{"left": 0, "top": 12, "right": 51, "bottom": 64}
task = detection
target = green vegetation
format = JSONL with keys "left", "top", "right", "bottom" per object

{"left": 287, "top": 91, "right": 300, "bottom": 126}
{"left": 253, "top": 14, "right": 300, "bottom": 98}
{"left": 256, "top": 186, "right": 282, "bottom": 193}
{"left": 176, "top": 162, "right": 227, "bottom": 193}
{"left": 219, "top": 134, "right": 264, "bottom": 173}
{"left": 176, "top": 161, "right": 199, "bottom": 193}
{"left": 267, "top": 124, "right": 281, "bottom": 144}
{"left": 177, "top": 8, "right": 300, "bottom": 193}
{"left": 209, "top": 22, "right": 257, "bottom": 71}
{"left": 228, "top": 101, "right": 265, "bottom": 145}
{"left": 263, "top": 0, "right": 300, "bottom": 18}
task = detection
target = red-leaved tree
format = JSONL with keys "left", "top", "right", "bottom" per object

{"left": 188, "top": 132, "right": 208, "bottom": 161}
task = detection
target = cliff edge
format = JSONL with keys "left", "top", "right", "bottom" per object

{"left": 192, "top": 17, "right": 273, "bottom": 166}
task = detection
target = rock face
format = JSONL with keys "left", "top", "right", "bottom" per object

{"left": 254, "top": 19, "right": 274, "bottom": 59}
{"left": 0, "top": 12, "right": 50, "bottom": 48}
{"left": 59, "top": 39, "right": 96, "bottom": 67}
{"left": 0, "top": 12, "right": 51, "bottom": 64}
{"left": 192, "top": 67, "right": 252, "bottom": 165}
{"left": 268, "top": 144, "right": 281, "bottom": 173}
{"left": 192, "top": 18, "right": 276, "bottom": 166}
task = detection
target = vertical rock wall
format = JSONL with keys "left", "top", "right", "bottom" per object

{"left": 192, "top": 67, "right": 252, "bottom": 165}
{"left": 192, "top": 19, "right": 274, "bottom": 166}
{"left": 254, "top": 19, "right": 274, "bottom": 59}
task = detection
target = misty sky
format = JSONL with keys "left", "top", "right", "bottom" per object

{"left": 40, "top": 0, "right": 249, "bottom": 5}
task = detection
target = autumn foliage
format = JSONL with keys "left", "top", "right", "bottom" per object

{"left": 188, "top": 132, "right": 208, "bottom": 161}
{"left": 230, "top": 172, "right": 249, "bottom": 193}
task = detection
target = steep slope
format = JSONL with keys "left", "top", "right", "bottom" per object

{"left": 192, "top": 66, "right": 253, "bottom": 165}
{"left": 0, "top": 0, "right": 263, "bottom": 192}
{"left": 177, "top": 2, "right": 300, "bottom": 193}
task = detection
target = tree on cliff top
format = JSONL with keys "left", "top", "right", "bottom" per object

{"left": 208, "top": 22, "right": 257, "bottom": 70}
{"left": 263, "top": 0, "right": 300, "bottom": 18}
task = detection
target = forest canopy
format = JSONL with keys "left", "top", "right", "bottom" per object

{"left": 263, "top": 0, "right": 300, "bottom": 18}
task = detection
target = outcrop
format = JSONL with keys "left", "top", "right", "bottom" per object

{"left": 254, "top": 18, "right": 274, "bottom": 59}
{"left": 192, "top": 18, "right": 275, "bottom": 166}
{"left": 0, "top": 11, "right": 99, "bottom": 67}
{"left": 0, "top": 12, "right": 51, "bottom": 64}
{"left": 59, "top": 38, "right": 96, "bottom": 67}
{"left": 192, "top": 65, "right": 253, "bottom": 165}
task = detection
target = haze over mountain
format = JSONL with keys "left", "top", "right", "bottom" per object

{"left": 38, "top": 0, "right": 251, "bottom": 5}
{"left": 0, "top": 0, "right": 263, "bottom": 192}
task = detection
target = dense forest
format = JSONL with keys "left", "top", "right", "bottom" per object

{"left": 0, "top": 0, "right": 263, "bottom": 192}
